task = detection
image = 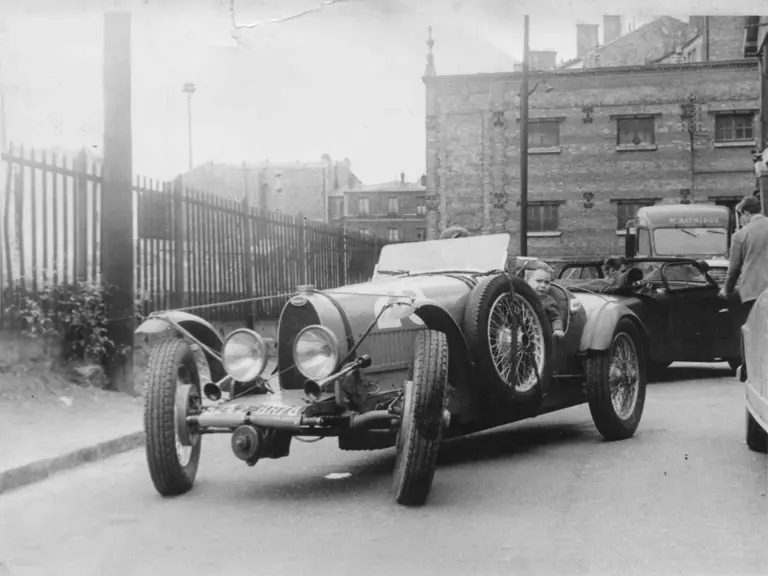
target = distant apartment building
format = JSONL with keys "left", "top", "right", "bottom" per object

{"left": 330, "top": 173, "right": 428, "bottom": 242}
{"left": 180, "top": 155, "right": 361, "bottom": 223}
{"left": 424, "top": 15, "right": 764, "bottom": 257}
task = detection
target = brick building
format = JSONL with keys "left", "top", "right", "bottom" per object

{"left": 180, "top": 155, "right": 361, "bottom": 223}
{"left": 330, "top": 173, "right": 428, "bottom": 242}
{"left": 423, "top": 15, "right": 763, "bottom": 258}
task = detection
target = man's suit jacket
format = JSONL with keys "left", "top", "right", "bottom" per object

{"left": 725, "top": 214, "right": 768, "bottom": 303}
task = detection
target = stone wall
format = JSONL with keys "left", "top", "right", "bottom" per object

{"left": 424, "top": 60, "right": 760, "bottom": 258}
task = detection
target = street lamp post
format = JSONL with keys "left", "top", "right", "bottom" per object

{"left": 519, "top": 15, "right": 530, "bottom": 256}
{"left": 182, "top": 82, "right": 196, "bottom": 170}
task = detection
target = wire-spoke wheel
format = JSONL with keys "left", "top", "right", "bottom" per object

{"left": 488, "top": 292, "right": 545, "bottom": 394}
{"left": 463, "top": 273, "right": 552, "bottom": 406}
{"left": 586, "top": 318, "right": 647, "bottom": 441}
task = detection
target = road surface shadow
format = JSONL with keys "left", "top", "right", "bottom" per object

{"left": 230, "top": 421, "right": 593, "bottom": 503}
{"left": 437, "top": 421, "right": 590, "bottom": 467}
{"left": 650, "top": 362, "right": 734, "bottom": 384}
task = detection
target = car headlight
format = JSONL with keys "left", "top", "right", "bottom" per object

{"left": 222, "top": 329, "right": 268, "bottom": 382}
{"left": 293, "top": 325, "right": 339, "bottom": 380}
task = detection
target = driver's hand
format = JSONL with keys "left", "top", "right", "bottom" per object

{"left": 553, "top": 329, "right": 565, "bottom": 340}
{"left": 718, "top": 287, "right": 728, "bottom": 299}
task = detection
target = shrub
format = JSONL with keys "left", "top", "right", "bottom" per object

{"left": 3, "top": 276, "right": 143, "bottom": 366}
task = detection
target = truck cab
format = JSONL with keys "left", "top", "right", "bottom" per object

{"left": 624, "top": 204, "right": 734, "bottom": 284}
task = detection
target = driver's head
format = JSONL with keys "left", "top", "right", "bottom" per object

{"left": 736, "top": 196, "right": 761, "bottom": 226}
{"left": 440, "top": 226, "right": 470, "bottom": 239}
{"left": 602, "top": 257, "right": 626, "bottom": 282}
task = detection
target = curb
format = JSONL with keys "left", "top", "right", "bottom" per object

{"left": 0, "top": 431, "right": 145, "bottom": 495}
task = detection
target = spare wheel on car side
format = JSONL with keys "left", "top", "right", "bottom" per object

{"left": 463, "top": 273, "right": 553, "bottom": 405}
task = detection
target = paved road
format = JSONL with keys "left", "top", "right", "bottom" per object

{"left": 1, "top": 364, "right": 766, "bottom": 576}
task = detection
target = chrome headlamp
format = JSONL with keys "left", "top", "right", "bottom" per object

{"left": 222, "top": 329, "right": 268, "bottom": 382}
{"left": 293, "top": 325, "right": 340, "bottom": 380}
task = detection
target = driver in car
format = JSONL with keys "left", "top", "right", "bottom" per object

{"left": 527, "top": 261, "right": 565, "bottom": 341}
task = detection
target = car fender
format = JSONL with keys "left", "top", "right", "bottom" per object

{"left": 579, "top": 300, "right": 648, "bottom": 354}
{"left": 412, "top": 299, "right": 473, "bottom": 387}
{"left": 136, "top": 310, "right": 226, "bottom": 382}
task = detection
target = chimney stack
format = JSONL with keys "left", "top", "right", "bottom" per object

{"left": 400, "top": 171, "right": 405, "bottom": 184}
{"left": 603, "top": 15, "right": 622, "bottom": 45}
{"left": 529, "top": 50, "right": 558, "bottom": 70}
{"left": 576, "top": 23, "right": 599, "bottom": 59}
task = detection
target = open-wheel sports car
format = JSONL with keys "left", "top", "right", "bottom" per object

{"left": 136, "top": 233, "right": 648, "bottom": 507}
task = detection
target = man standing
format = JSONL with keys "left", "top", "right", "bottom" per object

{"left": 720, "top": 195, "right": 768, "bottom": 333}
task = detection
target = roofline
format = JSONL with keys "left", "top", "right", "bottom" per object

{"left": 423, "top": 59, "right": 758, "bottom": 85}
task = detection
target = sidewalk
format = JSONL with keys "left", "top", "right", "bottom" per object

{"left": 0, "top": 369, "right": 145, "bottom": 495}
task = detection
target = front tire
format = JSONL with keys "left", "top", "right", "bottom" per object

{"left": 393, "top": 330, "right": 449, "bottom": 507}
{"left": 586, "top": 318, "right": 647, "bottom": 441}
{"left": 144, "top": 338, "right": 203, "bottom": 497}
{"left": 746, "top": 409, "right": 768, "bottom": 453}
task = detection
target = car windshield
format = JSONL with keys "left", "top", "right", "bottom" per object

{"left": 374, "top": 234, "right": 510, "bottom": 276}
{"left": 652, "top": 227, "right": 728, "bottom": 257}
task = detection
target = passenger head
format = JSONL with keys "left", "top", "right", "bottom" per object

{"left": 736, "top": 196, "right": 761, "bottom": 227}
{"left": 527, "top": 260, "right": 554, "bottom": 298}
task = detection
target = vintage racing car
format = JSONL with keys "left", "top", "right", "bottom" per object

{"left": 557, "top": 258, "right": 748, "bottom": 375}
{"left": 136, "top": 233, "right": 648, "bottom": 507}
{"left": 737, "top": 290, "right": 768, "bottom": 453}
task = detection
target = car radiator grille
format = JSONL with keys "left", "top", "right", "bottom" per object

{"left": 356, "top": 327, "right": 425, "bottom": 373}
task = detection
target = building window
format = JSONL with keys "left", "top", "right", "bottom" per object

{"left": 416, "top": 228, "right": 427, "bottom": 240}
{"left": 527, "top": 202, "right": 559, "bottom": 232}
{"left": 616, "top": 200, "right": 655, "bottom": 230}
{"left": 715, "top": 113, "right": 754, "bottom": 143}
{"left": 416, "top": 196, "right": 427, "bottom": 215}
{"left": 529, "top": 120, "right": 560, "bottom": 148}
{"left": 358, "top": 197, "right": 370, "bottom": 215}
{"left": 388, "top": 196, "right": 399, "bottom": 214}
{"left": 617, "top": 117, "right": 655, "bottom": 146}
{"left": 387, "top": 227, "right": 401, "bottom": 241}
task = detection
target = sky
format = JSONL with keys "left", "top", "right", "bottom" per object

{"left": 0, "top": 0, "right": 764, "bottom": 185}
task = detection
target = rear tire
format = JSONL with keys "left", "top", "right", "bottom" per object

{"left": 144, "top": 339, "right": 203, "bottom": 497}
{"left": 586, "top": 318, "right": 647, "bottom": 441}
{"left": 726, "top": 358, "right": 741, "bottom": 375}
{"left": 746, "top": 409, "right": 768, "bottom": 453}
{"left": 393, "top": 330, "right": 449, "bottom": 507}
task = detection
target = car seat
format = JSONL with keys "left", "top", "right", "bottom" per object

{"left": 548, "top": 283, "right": 571, "bottom": 333}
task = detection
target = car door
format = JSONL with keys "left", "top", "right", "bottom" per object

{"left": 658, "top": 262, "right": 719, "bottom": 360}
{"left": 713, "top": 291, "right": 748, "bottom": 359}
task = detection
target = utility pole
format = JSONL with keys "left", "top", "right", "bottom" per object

{"left": 102, "top": 10, "right": 134, "bottom": 393}
{"left": 183, "top": 83, "right": 196, "bottom": 170}
{"left": 519, "top": 15, "right": 530, "bottom": 256}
